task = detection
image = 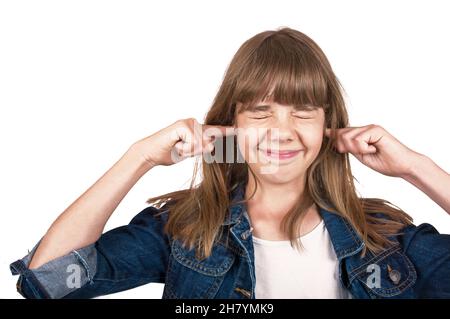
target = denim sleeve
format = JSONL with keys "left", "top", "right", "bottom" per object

{"left": 10, "top": 206, "right": 171, "bottom": 299}
{"left": 401, "top": 222, "right": 450, "bottom": 298}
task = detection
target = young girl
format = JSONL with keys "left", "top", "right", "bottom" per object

{"left": 10, "top": 27, "right": 450, "bottom": 299}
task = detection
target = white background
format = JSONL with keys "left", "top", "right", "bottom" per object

{"left": 1, "top": 0, "right": 449, "bottom": 298}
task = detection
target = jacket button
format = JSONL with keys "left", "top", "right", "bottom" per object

{"left": 387, "top": 264, "right": 401, "bottom": 285}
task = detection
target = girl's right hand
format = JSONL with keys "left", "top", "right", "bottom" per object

{"left": 132, "top": 118, "right": 236, "bottom": 167}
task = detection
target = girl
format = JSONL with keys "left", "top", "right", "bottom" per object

{"left": 10, "top": 27, "right": 450, "bottom": 299}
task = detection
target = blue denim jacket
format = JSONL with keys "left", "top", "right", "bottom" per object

{"left": 10, "top": 183, "right": 450, "bottom": 299}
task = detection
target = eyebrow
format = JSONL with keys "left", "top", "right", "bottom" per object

{"left": 247, "top": 104, "right": 271, "bottom": 112}
{"left": 247, "top": 104, "right": 319, "bottom": 112}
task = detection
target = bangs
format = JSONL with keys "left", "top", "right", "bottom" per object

{"left": 232, "top": 35, "right": 330, "bottom": 112}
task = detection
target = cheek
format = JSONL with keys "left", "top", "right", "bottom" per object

{"left": 301, "top": 128, "right": 324, "bottom": 149}
{"left": 302, "top": 135, "right": 324, "bottom": 163}
{"left": 236, "top": 129, "right": 263, "bottom": 161}
{"left": 235, "top": 116, "right": 264, "bottom": 155}
{"left": 300, "top": 131, "right": 325, "bottom": 165}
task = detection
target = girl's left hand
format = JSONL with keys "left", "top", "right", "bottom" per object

{"left": 325, "top": 124, "right": 422, "bottom": 178}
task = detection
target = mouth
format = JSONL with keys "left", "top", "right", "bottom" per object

{"left": 258, "top": 148, "right": 303, "bottom": 160}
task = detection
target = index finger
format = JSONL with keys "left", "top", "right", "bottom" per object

{"left": 202, "top": 125, "right": 236, "bottom": 139}
{"left": 325, "top": 127, "right": 343, "bottom": 138}
{"left": 325, "top": 128, "right": 336, "bottom": 138}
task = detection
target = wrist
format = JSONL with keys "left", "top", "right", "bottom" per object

{"left": 126, "top": 142, "right": 156, "bottom": 173}
{"left": 401, "top": 152, "right": 431, "bottom": 184}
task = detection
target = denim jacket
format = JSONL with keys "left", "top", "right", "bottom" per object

{"left": 10, "top": 183, "right": 450, "bottom": 299}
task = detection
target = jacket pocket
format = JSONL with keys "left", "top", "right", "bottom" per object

{"left": 350, "top": 246, "right": 417, "bottom": 298}
{"left": 163, "top": 238, "right": 235, "bottom": 298}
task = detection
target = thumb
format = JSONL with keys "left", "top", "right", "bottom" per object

{"left": 357, "top": 141, "right": 377, "bottom": 154}
{"left": 364, "top": 144, "right": 378, "bottom": 153}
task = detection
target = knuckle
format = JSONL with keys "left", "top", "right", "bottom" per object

{"left": 179, "top": 122, "right": 192, "bottom": 132}
{"left": 341, "top": 132, "right": 351, "bottom": 139}
{"left": 177, "top": 118, "right": 195, "bottom": 126}
{"left": 341, "top": 137, "right": 351, "bottom": 147}
{"left": 174, "top": 142, "right": 183, "bottom": 150}
{"left": 187, "top": 117, "right": 197, "bottom": 125}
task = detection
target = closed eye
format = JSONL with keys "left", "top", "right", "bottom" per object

{"left": 248, "top": 112, "right": 271, "bottom": 119}
{"left": 250, "top": 116, "right": 270, "bottom": 120}
{"left": 293, "top": 115, "right": 314, "bottom": 119}
{"left": 292, "top": 111, "right": 315, "bottom": 119}
{"left": 250, "top": 114, "right": 313, "bottom": 120}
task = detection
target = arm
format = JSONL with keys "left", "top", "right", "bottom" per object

{"left": 27, "top": 118, "right": 232, "bottom": 269}
{"left": 28, "top": 143, "right": 154, "bottom": 269}
{"left": 11, "top": 118, "right": 229, "bottom": 298}
{"left": 325, "top": 125, "right": 450, "bottom": 215}
{"left": 401, "top": 154, "right": 450, "bottom": 215}
{"left": 11, "top": 205, "right": 171, "bottom": 299}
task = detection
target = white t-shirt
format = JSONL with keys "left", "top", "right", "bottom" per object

{"left": 252, "top": 219, "right": 353, "bottom": 299}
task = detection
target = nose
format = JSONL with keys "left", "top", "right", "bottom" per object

{"left": 267, "top": 116, "right": 296, "bottom": 144}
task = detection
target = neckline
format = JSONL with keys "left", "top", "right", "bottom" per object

{"left": 252, "top": 219, "right": 325, "bottom": 246}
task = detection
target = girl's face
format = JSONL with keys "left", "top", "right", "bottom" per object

{"left": 235, "top": 99, "right": 325, "bottom": 184}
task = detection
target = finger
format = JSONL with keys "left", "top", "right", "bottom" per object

{"left": 340, "top": 127, "right": 372, "bottom": 154}
{"left": 171, "top": 141, "right": 187, "bottom": 162}
{"left": 173, "top": 138, "right": 197, "bottom": 158}
{"left": 353, "top": 129, "right": 382, "bottom": 154}
{"left": 325, "top": 127, "right": 351, "bottom": 152}
{"left": 347, "top": 136, "right": 378, "bottom": 155}
{"left": 192, "top": 134, "right": 216, "bottom": 156}
{"left": 202, "top": 141, "right": 215, "bottom": 154}
{"left": 348, "top": 141, "right": 377, "bottom": 154}
{"left": 325, "top": 127, "right": 351, "bottom": 138}
{"left": 191, "top": 139, "right": 216, "bottom": 156}
{"left": 361, "top": 143, "right": 377, "bottom": 153}
{"left": 176, "top": 125, "right": 193, "bottom": 145}
{"left": 345, "top": 129, "right": 380, "bottom": 154}
{"left": 182, "top": 120, "right": 208, "bottom": 155}
{"left": 326, "top": 126, "right": 365, "bottom": 153}
{"left": 203, "top": 125, "right": 236, "bottom": 139}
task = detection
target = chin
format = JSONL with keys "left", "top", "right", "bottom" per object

{"left": 254, "top": 165, "right": 307, "bottom": 185}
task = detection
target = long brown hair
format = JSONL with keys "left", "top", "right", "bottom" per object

{"left": 147, "top": 27, "right": 413, "bottom": 259}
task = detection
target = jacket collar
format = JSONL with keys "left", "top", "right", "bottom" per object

{"left": 223, "top": 181, "right": 365, "bottom": 260}
{"left": 222, "top": 182, "right": 418, "bottom": 296}
{"left": 222, "top": 182, "right": 246, "bottom": 226}
{"left": 319, "top": 207, "right": 365, "bottom": 260}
